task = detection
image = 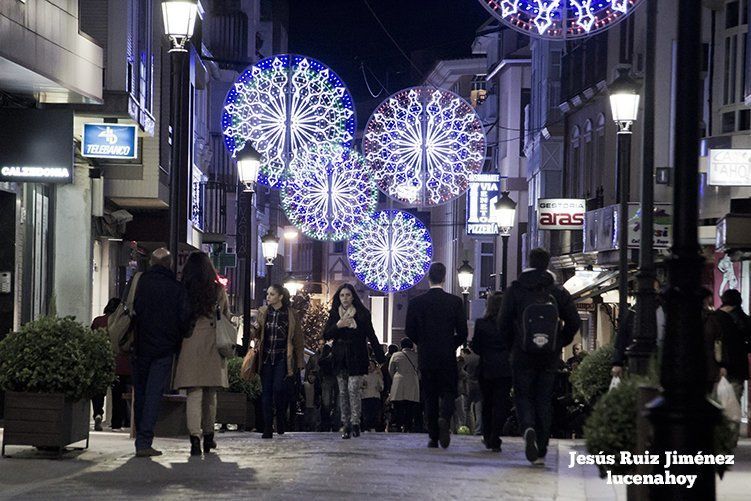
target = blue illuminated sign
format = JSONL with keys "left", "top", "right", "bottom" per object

{"left": 82, "top": 123, "right": 138, "bottom": 159}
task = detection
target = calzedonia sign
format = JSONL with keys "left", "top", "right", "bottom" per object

{"left": 538, "top": 198, "right": 586, "bottom": 230}
{"left": 82, "top": 123, "right": 138, "bottom": 159}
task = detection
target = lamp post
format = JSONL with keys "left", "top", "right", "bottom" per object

{"left": 609, "top": 67, "right": 640, "bottom": 353}
{"left": 235, "top": 143, "right": 261, "bottom": 351}
{"left": 494, "top": 191, "right": 517, "bottom": 291}
{"left": 457, "top": 260, "right": 474, "bottom": 319}
{"left": 162, "top": 0, "right": 198, "bottom": 272}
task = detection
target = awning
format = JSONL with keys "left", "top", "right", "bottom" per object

{"left": 563, "top": 269, "right": 637, "bottom": 302}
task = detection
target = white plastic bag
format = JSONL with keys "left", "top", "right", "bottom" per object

{"left": 717, "top": 376, "right": 742, "bottom": 423}
{"left": 609, "top": 376, "right": 621, "bottom": 391}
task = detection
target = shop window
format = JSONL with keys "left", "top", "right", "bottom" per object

{"left": 722, "top": 111, "right": 736, "bottom": 133}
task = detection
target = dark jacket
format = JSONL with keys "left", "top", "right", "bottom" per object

{"left": 706, "top": 308, "right": 751, "bottom": 382}
{"left": 323, "top": 307, "right": 385, "bottom": 376}
{"left": 133, "top": 265, "right": 191, "bottom": 359}
{"left": 612, "top": 307, "right": 635, "bottom": 367}
{"left": 497, "top": 268, "right": 580, "bottom": 363}
{"left": 405, "top": 288, "right": 468, "bottom": 371}
{"left": 470, "top": 318, "right": 512, "bottom": 380}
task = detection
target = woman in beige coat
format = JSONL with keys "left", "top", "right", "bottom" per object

{"left": 174, "top": 252, "right": 229, "bottom": 456}
{"left": 389, "top": 338, "right": 421, "bottom": 432}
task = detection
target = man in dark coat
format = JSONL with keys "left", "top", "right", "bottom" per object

{"left": 131, "top": 248, "right": 191, "bottom": 457}
{"left": 497, "top": 248, "right": 580, "bottom": 465}
{"left": 405, "top": 262, "right": 468, "bottom": 449}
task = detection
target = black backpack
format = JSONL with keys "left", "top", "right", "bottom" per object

{"left": 519, "top": 285, "right": 560, "bottom": 354}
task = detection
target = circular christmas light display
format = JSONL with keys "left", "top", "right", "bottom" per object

{"left": 222, "top": 55, "right": 356, "bottom": 187}
{"left": 363, "top": 87, "right": 485, "bottom": 207}
{"left": 478, "top": 0, "right": 644, "bottom": 40}
{"left": 347, "top": 210, "right": 433, "bottom": 292}
{"left": 281, "top": 145, "right": 378, "bottom": 241}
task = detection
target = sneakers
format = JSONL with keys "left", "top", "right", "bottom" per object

{"left": 533, "top": 456, "right": 546, "bottom": 466}
{"left": 341, "top": 425, "right": 351, "bottom": 439}
{"left": 523, "top": 428, "right": 539, "bottom": 463}
{"left": 94, "top": 415, "right": 103, "bottom": 432}
{"left": 438, "top": 418, "right": 451, "bottom": 449}
{"left": 135, "top": 447, "right": 163, "bottom": 458}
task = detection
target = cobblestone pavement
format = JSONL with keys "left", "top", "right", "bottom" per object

{"left": 1, "top": 430, "right": 749, "bottom": 500}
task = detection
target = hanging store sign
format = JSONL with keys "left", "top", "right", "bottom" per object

{"left": 538, "top": 199, "right": 585, "bottom": 230}
{"left": 82, "top": 123, "right": 138, "bottom": 159}
{"left": 708, "top": 149, "right": 751, "bottom": 186}
{"left": 466, "top": 173, "right": 501, "bottom": 235}
{"left": 584, "top": 203, "right": 672, "bottom": 253}
{"left": 0, "top": 109, "right": 73, "bottom": 184}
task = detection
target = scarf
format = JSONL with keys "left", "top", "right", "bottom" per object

{"left": 338, "top": 305, "right": 358, "bottom": 329}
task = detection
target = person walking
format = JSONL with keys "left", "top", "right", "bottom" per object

{"left": 91, "top": 298, "right": 127, "bottom": 431}
{"left": 470, "top": 291, "right": 512, "bottom": 453}
{"left": 462, "top": 347, "right": 482, "bottom": 435}
{"left": 317, "top": 342, "right": 339, "bottom": 431}
{"left": 131, "top": 248, "right": 191, "bottom": 457}
{"left": 323, "top": 283, "right": 385, "bottom": 439}
{"left": 253, "top": 284, "right": 305, "bottom": 439}
{"left": 497, "top": 248, "right": 580, "bottom": 466}
{"left": 361, "top": 360, "right": 384, "bottom": 431}
{"left": 388, "top": 338, "right": 421, "bottom": 432}
{"left": 173, "top": 252, "right": 230, "bottom": 456}
{"left": 405, "top": 262, "right": 468, "bottom": 449}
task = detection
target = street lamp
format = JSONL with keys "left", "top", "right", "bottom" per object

{"left": 234, "top": 142, "right": 261, "bottom": 350}
{"left": 283, "top": 273, "right": 304, "bottom": 297}
{"left": 261, "top": 229, "right": 279, "bottom": 266}
{"left": 494, "top": 191, "right": 517, "bottom": 291}
{"left": 457, "top": 260, "right": 474, "bottom": 318}
{"left": 163, "top": 0, "right": 197, "bottom": 271}
{"left": 609, "top": 67, "right": 640, "bottom": 357}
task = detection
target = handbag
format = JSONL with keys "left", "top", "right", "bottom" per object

{"left": 107, "top": 272, "right": 142, "bottom": 355}
{"left": 215, "top": 305, "right": 236, "bottom": 358}
{"left": 241, "top": 347, "right": 260, "bottom": 380}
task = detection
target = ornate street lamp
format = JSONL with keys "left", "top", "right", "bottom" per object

{"left": 609, "top": 67, "right": 640, "bottom": 363}
{"left": 162, "top": 0, "right": 197, "bottom": 271}
{"left": 494, "top": 191, "right": 517, "bottom": 291}
{"left": 457, "top": 260, "right": 474, "bottom": 319}
{"left": 236, "top": 143, "right": 261, "bottom": 192}
{"left": 283, "top": 273, "right": 304, "bottom": 297}
{"left": 261, "top": 229, "right": 279, "bottom": 266}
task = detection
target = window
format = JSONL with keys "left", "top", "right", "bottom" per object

{"left": 722, "top": 111, "right": 736, "bottom": 133}
{"left": 569, "top": 126, "right": 581, "bottom": 197}
{"left": 739, "top": 109, "right": 751, "bottom": 130}
{"left": 480, "top": 243, "right": 495, "bottom": 289}
{"left": 727, "top": 1, "right": 739, "bottom": 28}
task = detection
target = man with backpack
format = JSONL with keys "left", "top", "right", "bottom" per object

{"left": 497, "top": 248, "right": 580, "bottom": 465}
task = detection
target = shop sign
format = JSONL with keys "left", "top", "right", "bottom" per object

{"left": 538, "top": 199, "right": 585, "bottom": 230}
{"left": 466, "top": 173, "right": 501, "bottom": 235}
{"left": 0, "top": 109, "right": 73, "bottom": 184}
{"left": 708, "top": 149, "right": 751, "bottom": 186}
{"left": 82, "top": 123, "right": 138, "bottom": 159}
{"left": 584, "top": 203, "right": 671, "bottom": 252}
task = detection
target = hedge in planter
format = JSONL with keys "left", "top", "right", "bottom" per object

{"left": 570, "top": 344, "right": 614, "bottom": 408}
{"left": 0, "top": 316, "right": 115, "bottom": 456}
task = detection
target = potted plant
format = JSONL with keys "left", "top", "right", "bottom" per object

{"left": 570, "top": 344, "right": 614, "bottom": 408}
{"left": 216, "top": 356, "right": 261, "bottom": 431}
{"left": 0, "top": 316, "right": 114, "bottom": 457}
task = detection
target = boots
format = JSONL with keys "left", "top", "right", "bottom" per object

{"left": 203, "top": 433, "right": 216, "bottom": 453}
{"left": 262, "top": 425, "right": 273, "bottom": 439}
{"left": 190, "top": 435, "right": 202, "bottom": 456}
{"left": 352, "top": 424, "right": 360, "bottom": 437}
{"left": 341, "top": 424, "right": 351, "bottom": 439}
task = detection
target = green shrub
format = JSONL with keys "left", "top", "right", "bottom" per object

{"left": 227, "top": 356, "right": 261, "bottom": 400}
{"left": 570, "top": 344, "right": 614, "bottom": 406}
{"left": 0, "top": 316, "right": 115, "bottom": 401}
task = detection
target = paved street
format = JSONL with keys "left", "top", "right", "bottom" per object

{"left": 1, "top": 430, "right": 750, "bottom": 500}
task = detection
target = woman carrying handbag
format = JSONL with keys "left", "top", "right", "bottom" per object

{"left": 174, "top": 252, "right": 229, "bottom": 456}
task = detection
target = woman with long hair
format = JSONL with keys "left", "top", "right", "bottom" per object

{"left": 324, "top": 283, "right": 386, "bottom": 439}
{"left": 174, "top": 252, "right": 229, "bottom": 456}
{"left": 470, "top": 291, "right": 512, "bottom": 452}
{"left": 253, "top": 284, "right": 304, "bottom": 439}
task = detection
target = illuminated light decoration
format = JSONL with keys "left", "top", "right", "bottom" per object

{"left": 347, "top": 210, "right": 433, "bottom": 293}
{"left": 222, "top": 55, "right": 356, "bottom": 188}
{"left": 363, "top": 87, "right": 485, "bottom": 207}
{"left": 478, "top": 0, "right": 644, "bottom": 40}
{"left": 281, "top": 145, "right": 378, "bottom": 241}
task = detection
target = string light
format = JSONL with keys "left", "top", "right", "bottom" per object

{"left": 478, "top": 0, "right": 644, "bottom": 40}
{"left": 281, "top": 144, "right": 378, "bottom": 241}
{"left": 347, "top": 210, "right": 433, "bottom": 292}
{"left": 363, "top": 87, "right": 485, "bottom": 207}
{"left": 222, "top": 55, "right": 356, "bottom": 188}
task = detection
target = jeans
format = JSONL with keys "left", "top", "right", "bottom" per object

{"left": 132, "top": 354, "right": 174, "bottom": 451}
{"left": 320, "top": 376, "right": 339, "bottom": 431}
{"left": 421, "top": 367, "right": 457, "bottom": 440}
{"left": 480, "top": 376, "right": 512, "bottom": 449}
{"left": 261, "top": 359, "right": 288, "bottom": 432}
{"left": 186, "top": 387, "right": 217, "bottom": 437}
{"left": 512, "top": 358, "right": 556, "bottom": 457}
{"left": 337, "top": 374, "right": 364, "bottom": 427}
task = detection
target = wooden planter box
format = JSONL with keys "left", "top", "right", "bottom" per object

{"left": 216, "top": 391, "right": 247, "bottom": 426}
{"left": 1, "top": 392, "right": 89, "bottom": 458}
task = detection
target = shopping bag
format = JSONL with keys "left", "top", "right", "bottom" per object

{"left": 241, "top": 347, "right": 259, "bottom": 381}
{"left": 716, "top": 376, "right": 742, "bottom": 423}
{"left": 608, "top": 376, "right": 621, "bottom": 391}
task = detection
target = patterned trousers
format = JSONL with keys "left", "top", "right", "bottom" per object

{"left": 337, "top": 374, "right": 364, "bottom": 427}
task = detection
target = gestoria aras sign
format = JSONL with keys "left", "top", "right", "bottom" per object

{"left": 538, "top": 199, "right": 586, "bottom": 230}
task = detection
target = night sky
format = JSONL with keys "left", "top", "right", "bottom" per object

{"left": 288, "top": 0, "right": 490, "bottom": 123}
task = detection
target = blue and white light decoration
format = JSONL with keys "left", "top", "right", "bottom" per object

{"left": 281, "top": 144, "right": 378, "bottom": 241}
{"left": 363, "top": 87, "right": 485, "bottom": 207}
{"left": 478, "top": 0, "right": 644, "bottom": 40}
{"left": 222, "top": 55, "right": 356, "bottom": 188}
{"left": 347, "top": 210, "right": 433, "bottom": 293}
